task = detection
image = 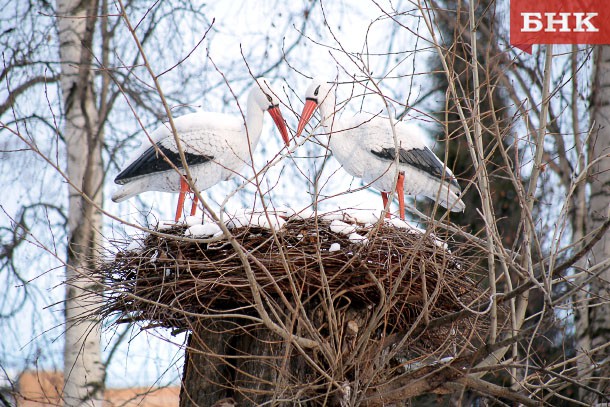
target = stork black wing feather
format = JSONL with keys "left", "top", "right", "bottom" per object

{"left": 115, "top": 143, "right": 213, "bottom": 184}
{"left": 370, "top": 147, "right": 460, "bottom": 190}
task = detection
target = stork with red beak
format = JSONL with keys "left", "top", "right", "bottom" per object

{"left": 296, "top": 78, "right": 465, "bottom": 219}
{"left": 112, "top": 78, "right": 289, "bottom": 221}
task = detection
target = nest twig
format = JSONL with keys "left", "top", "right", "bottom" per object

{"left": 100, "top": 215, "right": 487, "bottom": 342}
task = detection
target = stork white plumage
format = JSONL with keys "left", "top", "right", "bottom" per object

{"left": 296, "top": 78, "right": 465, "bottom": 219}
{"left": 112, "top": 77, "right": 289, "bottom": 222}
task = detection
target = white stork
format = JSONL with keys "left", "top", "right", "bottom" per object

{"left": 112, "top": 78, "right": 289, "bottom": 222}
{"left": 296, "top": 78, "right": 465, "bottom": 219}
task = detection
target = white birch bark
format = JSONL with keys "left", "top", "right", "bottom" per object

{"left": 56, "top": 0, "right": 105, "bottom": 405}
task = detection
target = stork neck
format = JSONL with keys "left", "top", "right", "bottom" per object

{"left": 245, "top": 92, "right": 265, "bottom": 145}
{"left": 317, "top": 90, "right": 337, "bottom": 132}
{"left": 317, "top": 89, "right": 345, "bottom": 153}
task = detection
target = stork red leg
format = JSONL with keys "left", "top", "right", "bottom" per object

{"left": 397, "top": 172, "right": 405, "bottom": 220}
{"left": 175, "top": 176, "right": 189, "bottom": 222}
{"left": 190, "top": 194, "right": 198, "bottom": 216}
{"left": 381, "top": 192, "right": 391, "bottom": 219}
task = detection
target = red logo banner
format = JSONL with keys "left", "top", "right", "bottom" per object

{"left": 510, "top": 0, "right": 610, "bottom": 53}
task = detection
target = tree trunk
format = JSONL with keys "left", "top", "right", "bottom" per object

{"left": 180, "top": 318, "right": 314, "bottom": 406}
{"left": 180, "top": 321, "right": 233, "bottom": 406}
{"left": 579, "top": 44, "right": 610, "bottom": 403}
{"left": 231, "top": 324, "right": 311, "bottom": 406}
{"left": 56, "top": 0, "right": 105, "bottom": 405}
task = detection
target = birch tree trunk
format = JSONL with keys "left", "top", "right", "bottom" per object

{"left": 56, "top": 0, "right": 105, "bottom": 405}
{"left": 578, "top": 44, "right": 610, "bottom": 403}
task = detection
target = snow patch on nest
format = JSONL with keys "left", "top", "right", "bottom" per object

{"left": 329, "top": 242, "right": 341, "bottom": 252}
{"left": 157, "top": 220, "right": 176, "bottom": 231}
{"left": 185, "top": 223, "right": 222, "bottom": 237}
{"left": 146, "top": 208, "right": 444, "bottom": 249}
{"left": 329, "top": 219, "right": 357, "bottom": 235}
{"left": 348, "top": 232, "right": 368, "bottom": 245}
{"left": 185, "top": 215, "right": 203, "bottom": 227}
{"left": 224, "top": 209, "right": 286, "bottom": 230}
{"left": 385, "top": 218, "right": 448, "bottom": 250}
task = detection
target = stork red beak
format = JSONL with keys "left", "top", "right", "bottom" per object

{"left": 268, "top": 106, "right": 290, "bottom": 146}
{"left": 296, "top": 99, "right": 319, "bottom": 137}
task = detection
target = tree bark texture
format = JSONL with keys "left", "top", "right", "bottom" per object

{"left": 56, "top": 0, "right": 105, "bottom": 405}
{"left": 180, "top": 318, "right": 314, "bottom": 407}
{"left": 578, "top": 44, "right": 610, "bottom": 403}
{"left": 180, "top": 321, "right": 233, "bottom": 406}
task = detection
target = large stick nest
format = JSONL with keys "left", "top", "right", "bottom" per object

{"left": 102, "top": 213, "right": 487, "bottom": 342}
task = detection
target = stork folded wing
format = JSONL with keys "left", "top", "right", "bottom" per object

{"left": 370, "top": 146, "right": 461, "bottom": 191}
{"left": 115, "top": 142, "right": 213, "bottom": 184}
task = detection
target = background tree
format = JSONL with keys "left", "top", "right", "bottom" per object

{"left": 429, "top": 0, "right": 521, "bottom": 247}
{"left": 56, "top": 0, "right": 105, "bottom": 404}
{"left": 577, "top": 43, "right": 610, "bottom": 403}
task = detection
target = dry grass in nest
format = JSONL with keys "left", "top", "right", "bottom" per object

{"left": 100, "top": 214, "right": 488, "bottom": 345}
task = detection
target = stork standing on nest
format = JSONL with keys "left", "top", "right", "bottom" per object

{"left": 296, "top": 78, "right": 465, "bottom": 219}
{"left": 112, "top": 78, "right": 290, "bottom": 222}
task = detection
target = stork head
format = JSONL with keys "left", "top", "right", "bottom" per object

{"left": 252, "top": 77, "right": 290, "bottom": 145}
{"left": 296, "top": 78, "right": 335, "bottom": 137}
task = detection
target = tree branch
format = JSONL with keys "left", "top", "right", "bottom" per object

{"left": 0, "top": 74, "right": 59, "bottom": 116}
